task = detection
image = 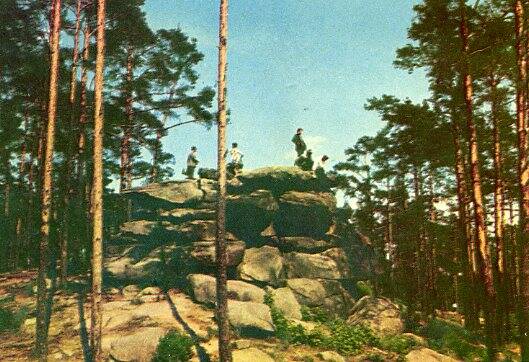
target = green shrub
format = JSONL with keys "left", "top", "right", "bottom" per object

{"left": 325, "top": 320, "right": 378, "bottom": 355}
{"left": 152, "top": 330, "right": 194, "bottom": 362}
{"left": 265, "top": 292, "right": 377, "bottom": 355}
{"left": 420, "top": 318, "right": 486, "bottom": 360}
{"left": 379, "top": 335, "right": 417, "bottom": 355}
{"left": 0, "top": 306, "right": 28, "bottom": 333}
{"left": 356, "top": 280, "right": 374, "bottom": 297}
{"left": 300, "top": 306, "right": 331, "bottom": 323}
{"left": 365, "top": 352, "right": 385, "bottom": 362}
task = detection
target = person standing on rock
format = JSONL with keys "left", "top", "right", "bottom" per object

{"left": 314, "top": 155, "right": 329, "bottom": 178}
{"left": 225, "top": 142, "right": 244, "bottom": 175}
{"left": 184, "top": 146, "right": 199, "bottom": 179}
{"left": 292, "top": 128, "right": 307, "bottom": 158}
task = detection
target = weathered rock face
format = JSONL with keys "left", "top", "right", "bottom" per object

{"left": 227, "top": 190, "right": 278, "bottom": 237}
{"left": 346, "top": 296, "right": 404, "bottom": 337}
{"left": 267, "top": 287, "right": 302, "bottom": 320}
{"left": 189, "top": 240, "right": 246, "bottom": 267}
{"left": 286, "top": 278, "right": 354, "bottom": 317}
{"left": 109, "top": 327, "right": 166, "bottom": 362}
{"left": 274, "top": 191, "right": 336, "bottom": 237}
{"left": 188, "top": 274, "right": 265, "bottom": 305}
{"left": 237, "top": 246, "right": 285, "bottom": 287}
{"left": 107, "top": 166, "right": 376, "bottom": 320}
{"left": 234, "top": 166, "right": 322, "bottom": 195}
{"left": 404, "top": 348, "right": 460, "bottom": 362}
{"left": 284, "top": 248, "right": 351, "bottom": 280}
{"left": 227, "top": 300, "right": 275, "bottom": 337}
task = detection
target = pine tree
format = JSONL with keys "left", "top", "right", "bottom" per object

{"left": 90, "top": 0, "right": 106, "bottom": 360}
{"left": 216, "top": 0, "right": 231, "bottom": 361}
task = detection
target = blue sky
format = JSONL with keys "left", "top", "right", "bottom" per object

{"left": 142, "top": 0, "right": 429, "bottom": 175}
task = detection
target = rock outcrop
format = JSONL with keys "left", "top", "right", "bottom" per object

{"left": 106, "top": 166, "right": 376, "bottom": 319}
{"left": 346, "top": 296, "right": 404, "bottom": 337}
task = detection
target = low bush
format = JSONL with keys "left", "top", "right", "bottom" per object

{"left": 152, "top": 330, "right": 194, "bottom": 362}
{"left": 420, "top": 318, "right": 486, "bottom": 361}
{"left": 379, "top": 335, "right": 417, "bottom": 355}
{"left": 300, "top": 305, "right": 331, "bottom": 324}
{"left": 0, "top": 306, "right": 28, "bottom": 333}
{"left": 265, "top": 293, "right": 377, "bottom": 355}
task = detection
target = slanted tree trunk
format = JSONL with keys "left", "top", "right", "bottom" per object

{"left": 458, "top": 0, "right": 496, "bottom": 355}
{"left": 514, "top": 1, "right": 529, "bottom": 358}
{"left": 216, "top": 0, "right": 231, "bottom": 361}
{"left": 90, "top": 0, "right": 106, "bottom": 359}
{"left": 36, "top": 0, "right": 62, "bottom": 358}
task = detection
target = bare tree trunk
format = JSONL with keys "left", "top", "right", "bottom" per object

{"left": 36, "top": 0, "right": 62, "bottom": 358}
{"left": 77, "top": 20, "right": 90, "bottom": 187}
{"left": 451, "top": 116, "right": 479, "bottom": 330}
{"left": 490, "top": 72, "right": 507, "bottom": 342}
{"left": 59, "top": 0, "right": 83, "bottom": 286}
{"left": 216, "top": 0, "right": 231, "bottom": 360}
{"left": 149, "top": 90, "right": 174, "bottom": 184}
{"left": 459, "top": 0, "right": 496, "bottom": 355}
{"left": 90, "top": 0, "right": 106, "bottom": 360}
{"left": 514, "top": 1, "right": 529, "bottom": 358}
{"left": 120, "top": 47, "right": 134, "bottom": 192}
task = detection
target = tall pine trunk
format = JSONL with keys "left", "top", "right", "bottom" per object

{"left": 36, "top": 0, "right": 62, "bottom": 358}
{"left": 514, "top": 1, "right": 529, "bottom": 357}
{"left": 216, "top": 0, "right": 231, "bottom": 360}
{"left": 59, "top": 0, "right": 83, "bottom": 285}
{"left": 90, "top": 0, "right": 106, "bottom": 360}
{"left": 120, "top": 47, "right": 134, "bottom": 193}
{"left": 490, "top": 72, "right": 507, "bottom": 342}
{"left": 458, "top": 0, "right": 496, "bottom": 355}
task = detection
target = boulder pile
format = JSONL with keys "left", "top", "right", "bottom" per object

{"left": 105, "top": 166, "right": 378, "bottom": 335}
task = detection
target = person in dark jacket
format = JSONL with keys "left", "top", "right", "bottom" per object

{"left": 291, "top": 128, "right": 307, "bottom": 157}
{"left": 184, "top": 146, "right": 199, "bottom": 179}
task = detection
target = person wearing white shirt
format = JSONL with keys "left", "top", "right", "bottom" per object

{"left": 226, "top": 142, "right": 244, "bottom": 175}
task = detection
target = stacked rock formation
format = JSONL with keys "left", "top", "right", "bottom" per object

{"left": 105, "top": 166, "right": 376, "bottom": 335}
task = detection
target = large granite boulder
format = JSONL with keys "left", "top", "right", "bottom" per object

{"left": 275, "top": 236, "right": 336, "bottom": 253}
{"left": 226, "top": 190, "right": 278, "bottom": 237}
{"left": 284, "top": 248, "right": 351, "bottom": 280}
{"left": 274, "top": 191, "right": 336, "bottom": 237}
{"left": 228, "top": 300, "right": 274, "bottom": 337}
{"left": 158, "top": 208, "right": 215, "bottom": 223}
{"left": 404, "top": 348, "right": 459, "bottom": 362}
{"left": 237, "top": 246, "right": 285, "bottom": 287}
{"left": 174, "top": 220, "right": 237, "bottom": 242}
{"left": 119, "top": 220, "right": 158, "bottom": 236}
{"left": 234, "top": 166, "right": 327, "bottom": 195}
{"left": 286, "top": 278, "right": 354, "bottom": 317}
{"left": 123, "top": 180, "right": 205, "bottom": 209}
{"left": 188, "top": 274, "right": 265, "bottom": 305}
{"left": 189, "top": 240, "right": 246, "bottom": 267}
{"left": 109, "top": 327, "right": 166, "bottom": 362}
{"left": 233, "top": 348, "right": 274, "bottom": 362}
{"left": 268, "top": 287, "right": 302, "bottom": 320}
{"left": 346, "top": 296, "right": 404, "bottom": 337}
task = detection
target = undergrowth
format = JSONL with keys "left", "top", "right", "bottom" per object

{"left": 0, "top": 306, "right": 28, "bottom": 333}
{"left": 152, "top": 330, "right": 194, "bottom": 362}
{"left": 265, "top": 292, "right": 377, "bottom": 355}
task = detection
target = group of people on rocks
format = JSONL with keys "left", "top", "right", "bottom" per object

{"left": 183, "top": 143, "right": 244, "bottom": 179}
{"left": 182, "top": 127, "right": 328, "bottom": 180}
{"left": 291, "top": 127, "right": 329, "bottom": 177}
